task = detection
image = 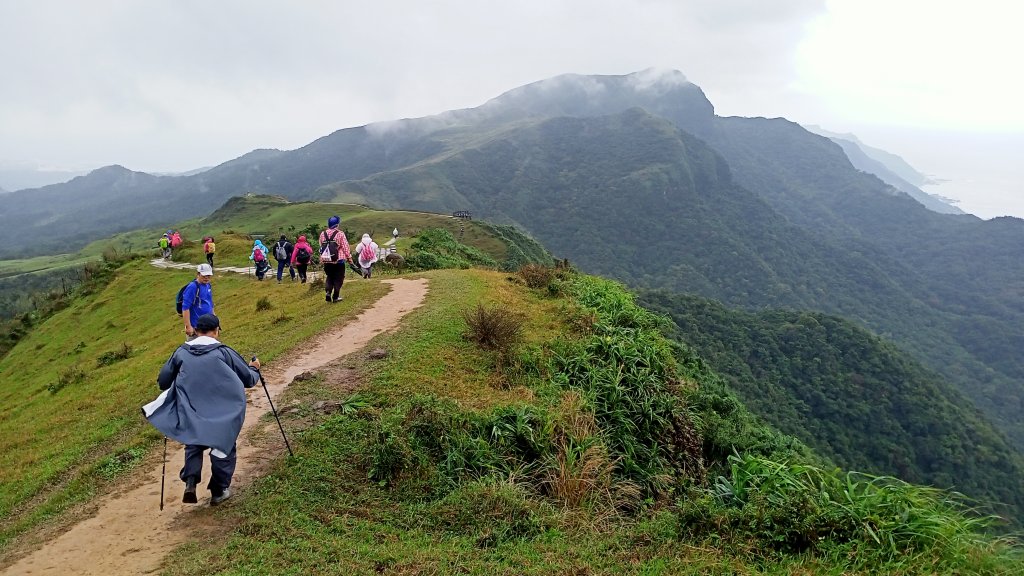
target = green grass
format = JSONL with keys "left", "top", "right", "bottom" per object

{"left": 0, "top": 258, "right": 388, "bottom": 548}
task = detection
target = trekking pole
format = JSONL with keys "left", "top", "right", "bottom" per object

{"left": 160, "top": 437, "right": 167, "bottom": 511}
{"left": 252, "top": 356, "right": 294, "bottom": 457}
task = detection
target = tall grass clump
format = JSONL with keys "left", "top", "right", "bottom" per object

{"left": 679, "top": 453, "right": 1021, "bottom": 570}
{"left": 255, "top": 296, "right": 273, "bottom": 312}
{"left": 462, "top": 303, "right": 523, "bottom": 354}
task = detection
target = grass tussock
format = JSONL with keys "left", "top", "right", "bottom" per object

{"left": 462, "top": 303, "right": 523, "bottom": 353}
{"left": 96, "top": 342, "right": 133, "bottom": 367}
{"left": 254, "top": 296, "right": 273, "bottom": 312}
{"left": 47, "top": 366, "right": 86, "bottom": 394}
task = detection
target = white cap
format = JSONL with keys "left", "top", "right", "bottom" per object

{"left": 197, "top": 263, "right": 214, "bottom": 276}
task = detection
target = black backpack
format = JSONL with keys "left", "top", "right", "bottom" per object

{"left": 295, "top": 246, "right": 311, "bottom": 264}
{"left": 320, "top": 230, "right": 340, "bottom": 263}
{"left": 175, "top": 280, "right": 200, "bottom": 316}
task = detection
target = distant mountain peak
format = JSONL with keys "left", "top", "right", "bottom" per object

{"left": 90, "top": 164, "right": 134, "bottom": 175}
{"left": 624, "top": 67, "right": 691, "bottom": 90}
{"left": 493, "top": 68, "right": 696, "bottom": 102}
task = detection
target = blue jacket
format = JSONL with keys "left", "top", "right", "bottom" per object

{"left": 180, "top": 281, "right": 213, "bottom": 327}
{"left": 144, "top": 337, "right": 260, "bottom": 454}
{"left": 250, "top": 240, "right": 268, "bottom": 262}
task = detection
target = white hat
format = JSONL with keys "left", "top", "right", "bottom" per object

{"left": 197, "top": 263, "right": 214, "bottom": 276}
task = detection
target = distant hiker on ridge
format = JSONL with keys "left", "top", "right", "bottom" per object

{"left": 290, "top": 234, "right": 314, "bottom": 283}
{"left": 272, "top": 234, "right": 294, "bottom": 283}
{"left": 143, "top": 313, "right": 261, "bottom": 506}
{"left": 181, "top": 264, "right": 215, "bottom": 341}
{"left": 159, "top": 233, "right": 171, "bottom": 259}
{"left": 319, "top": 215, "right": 353, "bottom": 303}
{"left": 203, "top": 236, "right": 216, "bottom": 267}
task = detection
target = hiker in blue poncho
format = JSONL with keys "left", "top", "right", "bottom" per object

{"left": 143, "top": 314, "right": 261, "bottom": 505}
{"left": 250, "top": 239, "right": 270, "bottom": 281}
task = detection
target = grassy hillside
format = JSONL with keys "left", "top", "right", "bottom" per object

{"left": 158, "top": 268, "right": 1020, "bottom": 574}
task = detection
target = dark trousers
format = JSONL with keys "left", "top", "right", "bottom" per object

{"left": 276, "top": 259, "right": 294, "bottom": 281}
{"left": 206, "top": 253, "right": 214, "bottom": 266}
{"left": 295, "top": 263, "right": 308, "bottom": 282}
{"left": 323, "top": 263, "right": 345, "bottom": 300}
{"left": 255, "top": 260, "right": 269, "bottom": 280}
{"left": 180, "top": 444, "right": 237, "bottom": 495}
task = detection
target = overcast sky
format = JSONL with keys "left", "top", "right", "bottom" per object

{"left": 1, "top": 0, "right": 1021, "bottom": 217}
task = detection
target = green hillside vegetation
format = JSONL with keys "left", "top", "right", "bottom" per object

{"left": 158, "top": 269, "right": 1020, "bottom": 574}
{"left": 639, "top": 290, "right": 1024, "bottom": 523}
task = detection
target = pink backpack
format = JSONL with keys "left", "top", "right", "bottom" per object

{"left": 359, "top": 242, "right": 375, "bottom": 262}
{"left": 253, "top": 247, "right": 266, "bottom": 262}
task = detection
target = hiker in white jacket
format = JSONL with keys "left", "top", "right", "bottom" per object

{"left": 355, "top": 233, "right": 379, "bottom": 279}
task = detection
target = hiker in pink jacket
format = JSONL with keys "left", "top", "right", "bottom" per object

{"left": 289, "top": 235, "right": 314, "bottom": 283}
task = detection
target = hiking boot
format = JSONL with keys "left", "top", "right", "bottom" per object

{"left": 182, "top": 478, "right": 198, "bottom": 504}
{"left": 210, "top": 487, "right": 232, "bottom": 506}
{"left": 325, "top": 294, "right": 332, "bottom": 303}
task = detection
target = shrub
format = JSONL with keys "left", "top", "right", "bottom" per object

{"left": 368, "top": 421, "right": 413, "bottom": 486}
{"left": 96, "top": 342, "right": 133, "bottom": 367}
{"left": 255, "top": 296, "right": 273, "bottom": 312}
{"left": 518, "top": 264, "right": 555, "bottom": 289}
{"left": 95, "top": 447, "right": 146, "bottom": 480}
{"left": 462, "top": 303, "right": 524, "bottom": 354}
{"left": 48, "top": 366, "right": 86, "bottom": 394}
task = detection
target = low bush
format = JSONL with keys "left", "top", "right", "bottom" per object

{"left": 519, "top": 264, "right": 556, "bottom": 289}
{"left": 48, "top": 366, "right": 86, "bottom": 394}
{"left": 96, "top": 342, "right": 133, "bottom": 367}
{"left": 463, "top": 303, "right": 524, "bottom": 354}
{"left": 255, "top": 296, "right": 273, "bottom": 312}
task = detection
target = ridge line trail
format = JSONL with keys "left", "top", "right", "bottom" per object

{"left": 2, "top": 275, "right": 430, "bottom": 576}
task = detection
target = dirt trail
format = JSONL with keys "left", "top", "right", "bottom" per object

{"left": 2, "top": 277, "right": 429, "bottom": 576}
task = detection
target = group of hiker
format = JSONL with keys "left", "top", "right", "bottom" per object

{"left": 158, "top": 230, "right": 182, "bottom": 259}
{"left": 144, "top": 216, "right": 388, "bottom": 507}
{"left": 247, "top": 218, "right": 383, "bottom": 301}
